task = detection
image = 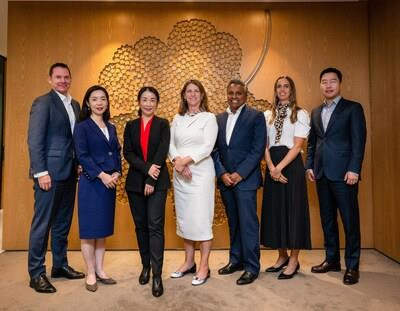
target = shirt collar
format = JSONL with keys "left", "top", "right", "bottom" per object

{"left": 227, "top": 103, "right": 245, "bottom": 115}
{"left": 54, "top": 90, "right": 72, "bottom": 103}
{"left": 323, "top": 95, "right": 341, "bottom": 108}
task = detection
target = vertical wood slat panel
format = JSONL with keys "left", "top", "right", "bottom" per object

{"left": 369, "top": 0, "right": 400, "bottom": 261}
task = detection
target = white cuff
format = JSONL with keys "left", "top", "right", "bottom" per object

{"left": 33, "top": 171, "right": 49, "bottom": 178}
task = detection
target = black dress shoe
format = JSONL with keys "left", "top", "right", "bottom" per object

{"left": 51, "top": 265, "right": 85, "bottom": 279}
{"left": 236, "top": 271, "right": 258, "bottom": 285}
{"left": 139, "top": 266, "right": 151, "bottom": 285}
{"left": 343, "top": 269, "right": 359, "bottom": 285}
{"left": 218, "top": 262, "right": 244, "bottom": 275}
{"left": 30, "top": 274, "right": 56, "bottom": 293}
{"left": 152, "top": 276, "right": 164, "bottom": 297}
{"left": 278, "top": 263, "right": 300, "bottom": 280}
{"left": 265, "top": 257, "right": 290, "bottom": 273}
{"left": 311, "top": 261, "right": 341, "bottom": 273}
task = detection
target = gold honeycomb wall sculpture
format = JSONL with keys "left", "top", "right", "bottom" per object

{"left": 100, "top": 19, "right": 271, "bottom": 227}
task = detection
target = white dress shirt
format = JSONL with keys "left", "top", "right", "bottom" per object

{"left": 226, "top": 104, "right": 245, "bottom": 145}
{"left": 100, "top": 126, "right": 110, "bottom": 141}
{"left": 264, "top": 108, "right": 310, "bottom": 149}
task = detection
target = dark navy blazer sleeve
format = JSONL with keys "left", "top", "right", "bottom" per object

{"left": 73, "top": 122, "right": 103, "bottom": 180}
{"left": 28, "top": 96, "right": 50, "bottom": 175}
{"left": 212, "top": 114, "right": 228, "bottom": 178}
{"left": 305, "top": 109, "right": 317, "bottom": 170}
{"left": 348, "top": 103, "right": 366, "bottom": 174}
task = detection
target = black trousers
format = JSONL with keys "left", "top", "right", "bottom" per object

{"left": 316, "top": 176, "right": 361, "bottom": 270}
{"left": 28, "top": 175, "right": 76, "bottom": 278}
{"left": 127, "top": 190, "right": 167, "bottom": 276}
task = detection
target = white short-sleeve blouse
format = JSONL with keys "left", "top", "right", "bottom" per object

{"left": 264, "top": 108, "right": 310, "bottom": 149}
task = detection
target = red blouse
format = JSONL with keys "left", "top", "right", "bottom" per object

{"left": 140, "top": 116, "right": 154, "bottom": 161}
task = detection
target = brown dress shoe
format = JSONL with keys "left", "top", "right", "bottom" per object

{"left": 343, "top": 269, "right": 359, "bottom": 285}
{"left": 311, "top": 261, "right": 341, "bottom": 273}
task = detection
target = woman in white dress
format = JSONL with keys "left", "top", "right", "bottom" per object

{"left": 169, "top": 79, "right": 218, "bottom": 286}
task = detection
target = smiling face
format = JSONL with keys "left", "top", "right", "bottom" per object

{"left": 48, "top": 67, "right": 71, "bottom": 95}
{"left": 184, "top": 83, "right": 202, "bottom": 111}
{"left": 320, "top": 72, "right": 341, "bottom": 101}
{"left": 227, "top": 83, "right": 247, "bottom": 113}
{"left": 139, "top": 90, "right": 158, "bottom": 117}
{"left": 275, "top": 78, "right": 291, "bottom": 103}
{"left": 87, "top": 89, "right": 108, "bottom": 117}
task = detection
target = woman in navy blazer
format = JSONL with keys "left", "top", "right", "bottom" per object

{"left": 123, "top": 86, "right": 170, "bottom": 297}
{"left": 73, "top": 85, "right": 121, "bottom": 292}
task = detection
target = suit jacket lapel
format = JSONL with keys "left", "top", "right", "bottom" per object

{"left": 50, "top": 90, "right": 71, "bottom": 129}
{"left": 325, "top": 98, "right": 346, "bottom": 134}
{"left": 228, "top": 104, "right": 246, "bottom": 146}
{"left": 134, "top": 118, "right": 145, "bottom": 160}
{"left": 220, "top": 112, "right": 228, "bottom": 147}
{"left": 314, "top": 105, "right": 324, "bottom": 135}
{"left": 71, "top": 100, "right": 80, "bottom": 121}
{"left": 105, "top": 122, "right": 115, "bottom": 146}
{"left": 88, "top": 118, "right": 111, "bottom": 146}
{"left": 147, "top": 116, "right": 159, "bottom": 159}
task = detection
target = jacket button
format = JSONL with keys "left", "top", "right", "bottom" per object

{"left": 108, "top": 152, "right": 112, "bottom": 156}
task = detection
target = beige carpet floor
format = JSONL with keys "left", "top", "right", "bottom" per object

{"left": 0, "top": 249, "right": 399, "bottom": 311}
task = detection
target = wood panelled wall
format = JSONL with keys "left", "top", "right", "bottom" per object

{"left": 369, "top": 0, "right": 400, "bottom": 262}
{"left": 0, "top": 1, "right": 7, "bottom": 57}
{"left": 2, "top": 2, "right": 373, "bottom": 250}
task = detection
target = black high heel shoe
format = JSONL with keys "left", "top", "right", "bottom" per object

{"left": 265, "top": 257, "right": 290, "bottom": 273}
{"left": 278, "top": 262, "right": 300, "bottom": 280}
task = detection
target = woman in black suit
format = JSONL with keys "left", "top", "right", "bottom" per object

{"left": 123, "top": 86, "right": 170, "bottom": 297}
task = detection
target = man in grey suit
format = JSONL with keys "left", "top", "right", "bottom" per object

{"left": 27, "top": 63, "right": 84, "bottom": 293}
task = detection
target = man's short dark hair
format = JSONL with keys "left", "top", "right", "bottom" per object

{"left": 320, "top": 67, "right": 342, "bottom": 82}
{"left": 227, "top": 79, "right": 248, "bottom": 93}
{"left": 49, "top": 62, "right": 71, "bottom": 77}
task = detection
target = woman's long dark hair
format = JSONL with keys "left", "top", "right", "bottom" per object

{"left": 79, "top": 85, "right": 110, "bottom": 122}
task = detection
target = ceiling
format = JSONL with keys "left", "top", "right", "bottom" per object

{"left": 8, "top": 0, "right": 365, "bottom": 2}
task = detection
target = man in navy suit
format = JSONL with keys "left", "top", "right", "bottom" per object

{"left": 213, "top": 80, "right": 266, "bottom": 285}
{"left": 306, "top": 67, "right": 366, "bottom": 285}
{"left": 27, "top": 63, "right": 84, "bottom": 293}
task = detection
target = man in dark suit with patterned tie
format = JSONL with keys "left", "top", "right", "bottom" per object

{"left": 306, "top": 67, "right": 367, "bottom": 285}
{"left": 213, "top": 80, "right": 266, "bottom": 285}
{"left": 27, "top": 63, "right": 84, "bottom": 293}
